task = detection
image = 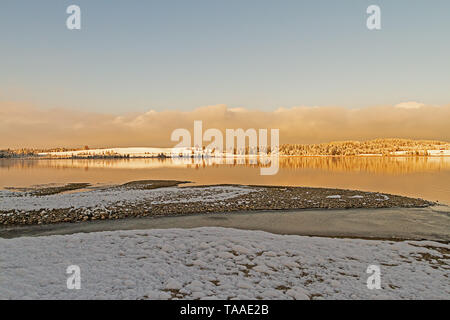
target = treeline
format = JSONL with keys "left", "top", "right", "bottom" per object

{"left": 0, "top": 149, "right": 36, "bottom": 158}
{"left": 279, "top": 139, "right": 450, "bottom": 156}
{"left": 0, "top": 147, "right": 79, "bottom": 158}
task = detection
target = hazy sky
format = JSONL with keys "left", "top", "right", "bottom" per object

{"left": 2, "top": 102, "right": 450, "bottom": 149}
{"left": 1, "top": 0, "right": 450, "bottom": 113}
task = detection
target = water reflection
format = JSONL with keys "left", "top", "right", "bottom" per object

{"left": 1, "top": 157, "right": 450, "bottom": 174}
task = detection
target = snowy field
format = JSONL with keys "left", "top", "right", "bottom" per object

{"left": 0, "top": 227, "right": 448, "bottom": 300}
{"left": 39, "top": 147, "right": 191, "bottom": 158}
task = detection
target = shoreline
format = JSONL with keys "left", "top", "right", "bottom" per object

{"left": 0, "top": 179, "right": 435, "bottom": 227}
{"left": 2, "top": 154, "right": 450, "bottom": 160}
{"left": 2, "top": 206, "right": 449, "bottom": 241}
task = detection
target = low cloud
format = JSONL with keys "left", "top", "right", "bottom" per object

{"left": 394, "top": 101, "right": 425, "bottom": 109}
{"left": 1, "top": 102, "right": 449, "bottom": 149}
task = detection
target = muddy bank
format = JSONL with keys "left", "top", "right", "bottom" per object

{"left": 1, "top": 206, "right": 449, "bottom": 241}
{"left": 0, "top": 180, "right": 434, "bottom": 227}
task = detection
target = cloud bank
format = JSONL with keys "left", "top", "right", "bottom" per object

{"left": 1, "top": 102, "right": 449, "bottom": 149}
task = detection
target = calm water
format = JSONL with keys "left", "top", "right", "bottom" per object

{"left": 1, "top": 157, "right": 450, "bottom": 204}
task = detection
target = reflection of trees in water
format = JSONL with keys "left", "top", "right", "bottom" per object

{"left": 1, "top": 157, "right": 450, "bottom": 174}
{"left": 277, "top": 157, "right": 450, "bottom": 174}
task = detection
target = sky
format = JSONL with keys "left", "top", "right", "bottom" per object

{"left": 1, "top": 0, "right": 449, "bottom": 148}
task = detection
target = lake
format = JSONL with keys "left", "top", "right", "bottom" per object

{"left": 1, "top": 156, "right": 450, "bottom": 204}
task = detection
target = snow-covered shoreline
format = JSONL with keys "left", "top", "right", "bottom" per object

{"left": 36, "top": 146, "right": 450, "bottom": 158}
{"left": 0, "top": 185, "right": 255, "bottom": 212}
{"left": 1, "top": 227, "right": 448, "bottom": 300}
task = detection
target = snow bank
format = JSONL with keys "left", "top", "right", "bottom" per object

{"left": 0, "top": 227, "right": 448, "bottom": 300}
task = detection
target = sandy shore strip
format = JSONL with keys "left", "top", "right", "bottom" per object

{"left": 0, "top": 180, "right": 434, "bottom": 226}
{"left": 0, "top": 227, "right": 448, "bottom": 300}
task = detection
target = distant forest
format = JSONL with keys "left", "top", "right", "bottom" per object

{"left": 279, "top": 139, "right": 450, "bottom": 156}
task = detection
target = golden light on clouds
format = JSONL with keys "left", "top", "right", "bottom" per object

{"left": 394, "top": 101, "right": 426, "bottom": 109}
{"left": 1, "top": 102, "right": 449, "bottom": 149}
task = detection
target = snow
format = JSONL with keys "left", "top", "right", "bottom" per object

{"left": 326, "top": 195, "right": 341, "bottom": 199}
{"left": 376, "top": 194, "right": 390, "bottom": 201}
{"left": 393, "top": 150, "right": 450, "bottom": 156}
{"left": 165, "top": 279, "right": 183, "bottom": 290}
{"left": 428, "top": 150, "right": 450, "bottom": 156}
{"left": 286, "top": 288, "right": 309, "bottom": 300}
{"left": 0, "top": 186, "right": 257, "bottom": 212}
{"left": 0, "top": 227, "right": 448, "bottom": 300}
{"left": 38, "top": 147, "right": 193, "bottom": 158}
